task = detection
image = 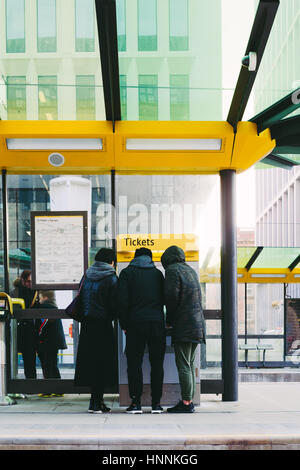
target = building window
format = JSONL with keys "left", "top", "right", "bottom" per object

{"left": 170, "top": 75, "right": 189, "bottom": 120}
{"left": 139, "top": 75, "right": 158, "bottom": 120}
{"left": 169, "top": 0, "right": 188, "bottom": 51}
{"left": 120, "top": 75, "right": 127, "bottom": 120}
{"left": 7, "top": 76, "right": 26, "bottom": 119}
{"left": 37, "top": 0, "right": 56, "bottom": 52}
{"left": 6, "top": 0, "right": 25, "bottom": 53}
{"left": 75, "top": 0, "right": 95, "bottom": 52}
{"left": 116, "top": 0, "right": 126, "bottom": 52}
{"left": 76, "top": 76, "right": 95, "bottom": 120}
{"left": 138, "top": 0, "right": 157, "bottom": 51}
{"left": 38, "top": 76, "right": 58, "bottom": 120}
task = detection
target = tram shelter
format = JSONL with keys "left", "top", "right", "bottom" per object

{"left": 1, "top": 0, "right": 300, "bottom": 403}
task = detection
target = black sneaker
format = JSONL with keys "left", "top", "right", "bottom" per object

{"left": 167, "top": 400, "right": 195, "bottom": 413}
{"left": 88, "top": 397, "right": 94, "bottom": 413}
{"left": 126, "top": 402, "right": 143, "bottom": 414}
{"left": 151, "top": 404, "right": 164, "bottom": 414}
{"left": 92, "top": 401, "right": 111, "bottom": 414}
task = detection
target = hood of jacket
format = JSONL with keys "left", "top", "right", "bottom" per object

{"left": 161, "top": 245, "right": 185, "bottom": 269}
{"left": 129, "top": 255, "right": 155, "bottom": 269}
{"left": 13, "top": 278, "right": 22, "bottom": 288}
{"left": 85, "top": 261, "right": 116, "bottom": 281}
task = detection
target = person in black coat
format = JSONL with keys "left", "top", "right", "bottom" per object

{"left": 11, "top": 270, "right": 40, "bottom": 379}
{"left": 117, "top": 248, "right": 166, "bottom": 414}
{"left": 161, "top": 245, "right": 205, "bottom": 414}
{"left": 74, "top": 248, "right": 118, "bottom": 414}
{"left": 36, "top": 290, "right": 67, "bottom": 396}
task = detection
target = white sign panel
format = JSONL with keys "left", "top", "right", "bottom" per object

{"left": 31, "top": 211, "right": 88, "bottom": 289}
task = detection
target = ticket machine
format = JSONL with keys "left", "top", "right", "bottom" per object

{"left": 117, "top": 234, "right": 201, "bottom": 406}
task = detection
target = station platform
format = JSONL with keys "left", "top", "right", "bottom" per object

{"left": 1, "top": 381, "right": 300, "bottom": 450}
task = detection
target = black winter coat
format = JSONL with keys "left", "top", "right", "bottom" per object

{"left": 161, "top": 246, "right": 205, "bottom": 344}
{"left": 117, "top": 255, "right": 165, "bottom": 330}
{"left": 36, "top": 301, "right": 67, "bottom": 352}
{"left": 74, "top": 261, "right": 118, "bottom": 388}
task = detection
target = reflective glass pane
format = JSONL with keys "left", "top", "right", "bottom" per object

{"left": 138, "top": 0, "right": 157, "bottom": 51}
{"left": 245, "top": 0, "right": 299, "bottom": 120}
{"left": 6, "top": 0, "right": 25, "bottom": 53}
{"left": 170, "top": 75, "right": 189, "bottom": 120}
{"left": 0, "top": 0, "right": 105, "bottom": 121}
{"left": 7, "top": 76, "right": 26, "bottom": 119}
{"left": 7, "top": 174, "right": 112, "bottom": 380}
{"left": 251, "top": 247, "right": 300, "bottom": 269}
{"left": 120, "top": 74, "right": 127, "bottom": 120}
{"left": 117, "top": 0, "right": 256, "bottom": 121}
{"left": 75, "top": 0, "right": 95, "bottom": 52}
{"left": 76, "top": 75, "right": 95, "bottom": 120}
{"left": 169, "top": 0, "right": 188, "bottom": 51}
{"left": 116, "top": 0, "right": 126, "bottom": 52}
{"left": 117, "top": 174, "right": 221, "bottom": 379}
{"left": 237, "top": 247, "right": 257, "bottom": 268}
{"left": 139, "top": 75, "right": 158, "bottom": 120}
{"left": 37, "top": 0, "right": 56, "bottom": 52}
{"left": 38, "top": 76, "right": 58, "bottom": 120}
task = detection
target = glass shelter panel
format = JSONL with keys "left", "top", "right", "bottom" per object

{"left": 5, "top": 174, "right": 112, "bottom": 380}
{"left": 116, "top": 174, "right": 221, "bottom": 381}
{"left": 116, "top": 0, "right": 257, "bottom": 121}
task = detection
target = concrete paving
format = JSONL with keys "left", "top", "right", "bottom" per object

{"left": 0, "top": 382, "right": 300, "bottom": 450}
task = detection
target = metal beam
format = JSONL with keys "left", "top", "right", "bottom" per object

{"left": 261, "top": 153, "right": 298, "bottom": 170}
{"left": 249, "top": 89, "right": 300, "bottom": 134}
{"left": 275, "top": 135, "right": 300, "bottom": 154}
{"left": 95, "top": 0, "right": 121, "bottom": 126}
{"left": 245, "top": 246, "right": 263, "bottom": 271}
{"left": 269, "top": 114, "right": 300, "bottom": 140}
{"left": 288, "top": 254, "right": 300, "bottom": 272}
{"left": 227, "top": 0, "right": 279, "bottom": 130}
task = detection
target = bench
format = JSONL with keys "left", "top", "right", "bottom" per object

{"left": 239, "top": 344, "right": 274, "bottom": 368}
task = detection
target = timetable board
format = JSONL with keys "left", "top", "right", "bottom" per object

{"left": 31, "top": 211, "right": 88, "bottom": 290}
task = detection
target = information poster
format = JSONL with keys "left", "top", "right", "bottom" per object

{"left": 31, "top": 211, "right": 88, "bottom": 290}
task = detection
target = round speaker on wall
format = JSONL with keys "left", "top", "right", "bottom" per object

{"left": 48, "top": 153, "right": 65, "bottom": 167}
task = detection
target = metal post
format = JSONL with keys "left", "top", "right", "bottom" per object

{"left": 220, "top": 170, "right": 238, "bottom": 401}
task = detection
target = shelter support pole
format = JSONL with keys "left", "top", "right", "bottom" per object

{"left": 220, "top": 170, "right": 238, "bottom": 401}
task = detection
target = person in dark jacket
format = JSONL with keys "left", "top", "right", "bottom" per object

{"left": 117, "top": 248, "right": 165, "bottom": 414}
{"left": 36, "top": 290, "right": 67, "bottom": 397}
{"left": 161, "top": 245, "right": 205, "bottom": 414}
{"left": 74, "top": 248, "right": 118, "bottom": 414}
{"left": 11, "top": 270, "right": 40, "bottom": 379}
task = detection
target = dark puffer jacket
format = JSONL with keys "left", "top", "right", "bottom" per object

{"left": 161, "top": 245, "right": 205, "bottom": 344}
{"left": 117, "top": 255, "right": 164, "bottom": 330}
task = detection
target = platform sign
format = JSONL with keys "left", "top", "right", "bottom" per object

{"left": 31, "top": 211, "right": 88, "bottom": 290}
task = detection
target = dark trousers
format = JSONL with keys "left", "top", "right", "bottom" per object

{"left": 21, "top": 348, "right": 37, "bottom": 379}
{"left": 125, "top": 322, "right": 166, "bottom": 405}
{"left": 38, "top": 350, "right": 61, "bottom": 379}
